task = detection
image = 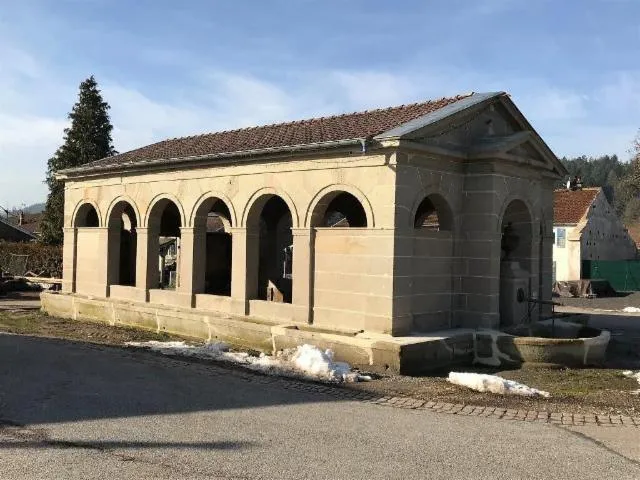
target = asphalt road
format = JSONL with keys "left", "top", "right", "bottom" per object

{"left": 1, "top": 334, "right": 639, "bottom": 480}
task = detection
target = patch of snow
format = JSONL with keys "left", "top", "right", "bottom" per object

{"left": 622, "top": 307, "right": 640, "bottom": 313}
{"left": 622, "top": 370, "right": 640, "bottom": 395}
{"left": 447, "top": 372, "right": 551, "bottom": 398}
{"left": 125, "top": 341, "right": 371, "bottom": 383}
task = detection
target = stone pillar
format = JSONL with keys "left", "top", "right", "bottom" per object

{"left": 82, "top": 227, "right": 110, "bottom": 297}
{"left": 177, "top": 227, "right": 207, "bottom": 295}
{"left": 291, "top": 228, "right": 314, "bottom": 324}
{"left": 229, "top": 227, "right": 258, "bottom": 315}
{"left": 135, "top": 227, "right": 158, "bottom": 299}
{"left": 454, "top": 228, "right": 503, "bottom": 330}
{"left": 106, "top": 224, "right": 120, "bottom": 286}
{"left": 62, "top": 227, "right": 77, "bottom": 293}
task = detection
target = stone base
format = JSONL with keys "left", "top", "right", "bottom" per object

{"left": 41, "top": 291, "right": 483, "bottom": 374}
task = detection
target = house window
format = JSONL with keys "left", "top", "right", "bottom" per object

{"left": 556, "top": 228, "right": 566, "bottom": 248}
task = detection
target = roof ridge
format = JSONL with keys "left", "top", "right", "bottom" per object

{"left": 145, "top": 93, "right": 475, "bottom": 143}
{"left": 68, "top": 92, "right": 484, "bottom": 173}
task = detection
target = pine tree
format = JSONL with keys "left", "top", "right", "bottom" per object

{"left": 40, "top": 76, "right": 117, "bottom": 244}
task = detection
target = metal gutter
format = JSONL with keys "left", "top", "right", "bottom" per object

{"left": 56, "top": 138, "right": 367, "bottom": 180}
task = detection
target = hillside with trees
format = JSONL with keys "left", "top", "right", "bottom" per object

{"left": 559, "top": 151, "right": 637, "bottom": 223}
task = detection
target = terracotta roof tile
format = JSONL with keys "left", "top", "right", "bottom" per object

{"left": 79, "top": 93, "right": 474, "bottom": 172}
{"left": 626, "top": 224, "right": 640, "bottom": 248}
{"left": 553, "top": 188, "right": 600, "bottom": 224}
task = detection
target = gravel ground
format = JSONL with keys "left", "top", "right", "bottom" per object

{"left": 557, "top": 291, "right": 640, "bottom": 310}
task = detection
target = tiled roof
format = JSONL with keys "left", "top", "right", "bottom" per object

{"left": 626, "top": 224, "right": 640, "bottom": 248}
{"left": 553, "top": 187, "right": 600, "bottom": 225}
{"left": 0, "top": 217, "right": 37, "bottom": 240}
{"left": 72, "top": 93, "right": 476, "bottom": 173}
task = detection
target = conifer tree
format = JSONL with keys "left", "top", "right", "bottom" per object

{"left": 40, "top": 76, "right": 116, "bottom": 244}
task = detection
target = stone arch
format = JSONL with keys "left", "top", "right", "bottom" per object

{"left": 72, "top": 200, "right": 101, "bottom": 228}
{"left": 143, "top": 193, "right": 186, "bottom": 229}
{"left": 189, "top": 192, "right": 237, "bottom": 228}
{"left": 145, "top": 195, "right": 185, "bottom": 290}
{"left": 189, "top": 193, "right": 235, "bottom": 296}
{"left": 106, "top": 198, "right": 139, "bottom": 287}
{"left": 411, "top": 192, "right": 454, "bottom": 231}
{"left": 105, "top": 195, "right": 141, "bottom": 230}
{"left": 243, "top": 190, "right": 296, "bottom": 303}
{"left": 305, "top": 184, "right": 374, "bottom": 228}
{"left": 498, "top": 197, "right": 534, "bottom": 328}
{"left": 496, "top": 195, "right": 536, "bottom": 234}
{"left": 499, "top": 198, "right": 533, "bottom": 263}
{"left": 242, "top": 187, "right": 299, "bottom": 229}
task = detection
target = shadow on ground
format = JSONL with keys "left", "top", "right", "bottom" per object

{"left": 0, "top": 334, "right": 343, "bottom": 430}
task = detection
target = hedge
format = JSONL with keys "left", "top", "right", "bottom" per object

{"left": 0, "top": 241, "right": 63, "bottom": 278}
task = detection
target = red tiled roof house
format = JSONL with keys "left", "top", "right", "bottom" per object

{"left": 44, "top": 91, "right": 566, "bottom": 371}
{"left": 553, "top": 187, "right": 637, "bottom": 282}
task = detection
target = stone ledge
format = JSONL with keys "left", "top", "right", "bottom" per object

{"left": 40, "top": 291, "right": 476, "bottom": 373}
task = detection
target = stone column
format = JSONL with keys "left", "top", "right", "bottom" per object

{"left": 134, "top": 227, "right": 157, "bottom": 301}
{"left": 229, "top": 227, "right": 258, "bottom": 315}
{"left": 177, "top": 227, "right": 207, "bottom": 295}
{"left": 88, "top": 227, "right": 110, "bottom": 297}
{"left": 291, "top": 228, "right": 314, "bottom": 324}
{"left": 106, "top": 224, "right": 120, "bottom": 286}
{"left": 62, "top": 227, "right": 77, "bottom": 293}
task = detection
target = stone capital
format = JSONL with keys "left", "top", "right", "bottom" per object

{"left": 290, "top": 228, "right": 314, "bottom": 237}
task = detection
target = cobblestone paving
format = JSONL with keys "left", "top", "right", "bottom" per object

{"left": 151, "top": 351, "right": 640, "bottom": 428}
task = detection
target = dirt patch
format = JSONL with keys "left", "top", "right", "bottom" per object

{"left": 0, "top": 310, "right": 176, "bottom": 344}
{"left": 1, "top": 310, "right": 639, "bottom": 416}
{"left": 558, "top": 291, "right": 640, "bottom": 311}
{"left": 345, "top": 364, "right": 640, "bottom": 416}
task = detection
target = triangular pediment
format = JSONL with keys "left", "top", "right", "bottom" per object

{"left": 375, "top": 93, "right": 567, "bottom": 177}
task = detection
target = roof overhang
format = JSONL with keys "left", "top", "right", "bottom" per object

{"left": 56, "top": 137, "right": 367, "bottom": 180}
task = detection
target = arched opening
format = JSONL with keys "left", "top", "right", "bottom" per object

{"left": 193, "top": 198, "right": 233, "bottom": 296}
{"left": 247, "top": 195, "right": 293, "bottom": 303}
{"left": 499, "top": 199, "right": 533, "bottom": 327}
{"left": 72, "top": 202, "right": 100, "bottom": 295}
{"left": 74, "top": 203, "right": 99, "bottom": 228}
{"left": 413, "top": 195, "right": 453, "bottom": 231}
{"left": 148, "top": 199, "right": 182, "bottom": 290}
{"left": 107, "top": 201, "right": 138, "bottom": 287}
{"left": 313, "top": 192, "right": 368, "bottom": 228}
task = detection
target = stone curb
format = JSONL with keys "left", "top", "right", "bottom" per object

{"left": 281, "top": 380, "right": 639, "bottom": 428}
{"left": 159, "top": 352, "right": 639, "bottom": 429}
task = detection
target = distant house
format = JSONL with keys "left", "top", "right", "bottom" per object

{"left": 626, "top": 224, "right": 640, "bottom": 250}
{"left": 0, "top": 216, "right": 37, "bottom": 242}
{"left": 553, "top": 187, "right": 636, "bottom": 282}
{"left": 17, "top": 212, "right": 43, "bottom": 238}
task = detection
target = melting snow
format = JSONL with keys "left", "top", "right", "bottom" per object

{"left": 125, "top": 341, "right": 371, "bottom": 383}
{"left": 622, "top": 370, "right": 640, "bottom": 395}
{"left": 448, "top": 372, "right": 551, "bottom": 398}
{"left": 622, "top": 307, "right": 640, "bottom": 313}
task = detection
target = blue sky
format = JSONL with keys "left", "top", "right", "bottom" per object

{"left": 1, "top": 0, "right": 639, "bottom": 207}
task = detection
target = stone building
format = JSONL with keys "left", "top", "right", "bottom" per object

{"left": 42, "top": 91, "right": 566, "bottom": 371}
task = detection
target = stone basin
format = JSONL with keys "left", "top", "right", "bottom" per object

{"left": 475, "top": 319, "right": 611, "bottom": 368}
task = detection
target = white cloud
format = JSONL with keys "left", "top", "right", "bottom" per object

{"left": 1, "top": 37, "right": 639, "bottom": 208}
{"left": 599, "top": 71, "right": 640, "bottom": 113}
